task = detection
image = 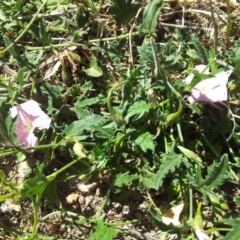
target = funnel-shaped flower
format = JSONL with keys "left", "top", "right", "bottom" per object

{"left": 183, "top": 64, "right": 210, "bottom": 85}
{"left": 183, "top": 65, "right": 232, "bottom": 104}
{"left": 195, "top": 227, "right": 210, "bottom": 240}
{"left": 10, "top": 100, "right": 51, "bottom": 151}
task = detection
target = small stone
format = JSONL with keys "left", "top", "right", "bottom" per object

{"left": 78, "top": 195, "right": 85, "bottom": 205}
{"left": 66, "top": 193, "right": 79, "bottom": 204}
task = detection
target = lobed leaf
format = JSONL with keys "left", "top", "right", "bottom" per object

{"left": 90, "top": 224, "right": 119, "bottom": 240}
{"left": 114, "top": 172, "right": 139, "bottom": 188}
{"left": 199, "top": 154, "right": 229, "bottom": 188}
{"left": 154, "top": 154, "right": 182, "bottom": 190}
{"left": 218, "top": 219, "right": 240, "bottom": 240}
{"left": 125, "top": 100, "right": 151, "bottom": 122}
{"left": 139, "top": 0, "right": 164, "bottom": 35}
{"left": 134, "top": 131, "right": 155, "bottom": 153}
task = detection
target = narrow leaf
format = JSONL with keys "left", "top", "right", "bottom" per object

{"left": 154, "top": 154, "right": 182, "bottom": 190}
{"left": 139, "top": 0, "right": 164, "bottom": 34}
{"left": 111, "top": 0, "right": 139, "bottom": 26}
{"left": 199, "top": 154, "right": 229, "bottom": 188}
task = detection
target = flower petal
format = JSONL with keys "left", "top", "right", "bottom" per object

{"left": 32, "top": 115, "right": 51, "bottom": 130}
{"left": 195, "top": 228, "right": 210, "bottom": 240}
{"left": 188, "top": 69, "right": 232, "bottom": 104}
{"left": 15, "top": 127, "right": 38, "bottom": 149}
{"left": 11, "top": 100, "right": 51, "bottom": 151}
{"left": 183, "top": 64, "right": 210, "bottom": 84}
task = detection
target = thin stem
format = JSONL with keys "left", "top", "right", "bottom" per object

{"left": 209, "top": 0, "right": 218, "bottom": 53}
{"left": 0, "top": 191, "right": 16, "bottom": 202}
{"left": 25, "top": 32, "right": 140, "bottom": 51}
{"left": 0, "top": 0, "right": 48, "bottom": 55}
{"left": 226, "top": 0, "right": 231, "bottom": 50}
{"left": 176, "top": 121, "right": 184, "bottom": 146}
{"left": 47, "top": 158, "right": 80, "bottom": 180}
{"left": 206, "top": 228, "right": 232, "bottom": 233}
{"left": 189, "top": 188, "right": 193, "bottom": 221}
{"left": 99, "top": 0, "right": 104, "bottom": 9}
{"left": 200, "top": 133, "right": 220, "bottom": 158}
{"left": 31, "top": 201, "right": 39, "bottom": 239}
{"left": 151, "top": 37, "right": 159, "bottom": 78}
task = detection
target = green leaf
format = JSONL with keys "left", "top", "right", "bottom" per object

{"left": 122, "top": 66, "right": 143, "bottom": 101}
{"left": 111, "top": 0, "right": 139, "bottom": 26}
{"left": 139, "top": 166, "right": 156, "bottom": 189}
{"left": 218, "top": 219, "right": 240, "bottom": 240}
{"left": 186, "top": 49, "right": 201, "bottom": 60}
{"left": 83, "top": 58, "right": 103, "bottom": 77}
{"left": 16, "top": 68, "right": 24, "bottom": 87}
{"left": 134, "top": 131, "right": 155, "bottom": 153}
{"left": 114, "top": 172, "right": 139, "bottom": 188}
{"left": 199, "top": 154, "right": 229, "bottom": 188}
{"left": 38, "top": 19, "right": 52, "bottom": 45}
{"left": 90, "top": 224, "right": 119, "bottom": 240}
{"left": 0, "top": 169, "right": 17, "bottom": 192}
{"left": 64, "top": 115, "right": 104, "bottom": 136}
{"left": 40, "top": 83, "right": 65, "bottom": 100}
{"left": 3, "top": 35, "right": 25, "bottom": 66}
{"left": 18, "top": 167, "right": 49, "bottom": 200}
{"left": 139, "top": 0, "right": 164, "bottom": 34}
{"left": 203, "top": 190, "right": 229, "bottom": 218}
{"left": 125, "top": 100, "right": 151, "bottom": 122}
{"left": 188, "top": 35, "right": 208, "bottom": 64}
{"left": 154, "top": 154, "right": 182, "bottom": 190}
{"left": 147, "top": 207, "right": 182, "bottom": 234}
{"left": 44, "top": 180, "right": 62, "bottom": 208}
{"left": 92, "top": 39, "right": 127, "bottom": 63}
{"left": 36, "top": 0, "right": 69, "bottom": 11}
{"left": 75, "top": 97, "right": 100, "bottom": 108}
{"left": 208, "top": 46, "right": 217, "bottom": 72}
{"left": 137, "top": 35, "right": 154, "bottom": 64}
{"left": 0, "top": 103, "right": 14, "bottom": 143}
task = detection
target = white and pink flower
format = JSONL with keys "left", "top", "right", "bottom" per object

{"left": 10, "top": 100, "right": 51, "bottom": 151}
{"left": 184, "top": 65, "right": 232, "bottom": 104}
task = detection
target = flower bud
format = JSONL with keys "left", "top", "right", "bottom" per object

{"left": 177, "top": 146, "right": 202, "bottom": 163}
{"left": 148, "top": 88, "right": 156, "bottom": 104}
{"left": 192, "top": 214, "right": 203, "bottom": 229}
{"left": 164, "top": 99, "right": 183, "bottom": 127}
{"left": 73, "top": 143, "right": 86, "bottom": 158}
{"left": 113, "top": 112, "right": 125, "bottom": 128}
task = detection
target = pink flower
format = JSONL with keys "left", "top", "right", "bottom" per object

{"left": 195, "top": 227, "right": 210, "bottom": 240}
{"left": 10, "top": 100, "right": 51, "bottom": 151}
{"left": 183, "top": 65, "right": 232, "bottom": 104}
{"left": 183, "top": 64, "right": 210, "bottom": 85}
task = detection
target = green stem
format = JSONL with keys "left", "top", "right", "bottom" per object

{"left": 0, "top": 0, "right": 48, "bottom": 55}
{"left": 47, "top": 158, "right": 81, "bottom": 180}
{"left": 189, "top": 188, "right": 193, "bottom": 221}
{"left": 0, "top": 191, "right": 15, "bottom": 202}
{"left": 200, "top": 133, "right": 220, "bottom": 158}
{"left": 226, "top": 0, "right": 231, "bottom": 50}
{"left": 176, "top": 121, "right": 184, "bottom": 146}
{"left": 99, "top": 0, "right": 104, "bottom": 9}
{"left": 0, "top": 149, "right": 19, "bottom": 157}
{"left": 24, "top": 32, "right": 140, "bottom": 51}
{"left": 206, "top": 228, "right": 232, "bottom": 233}
{"left": 106, "top": 82, "right": 127, "bottom": 127}
{"left": 165, "top": 98, "right": 183, "bottom": 127}
{"left": 31, "top": 200, "right": 39, "bottom": 239}
{"left": 150, "top": 37, "right": 159, "bottom": 78}
{"left": 94, "top": 187, "right": 111, "bottom": 219}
